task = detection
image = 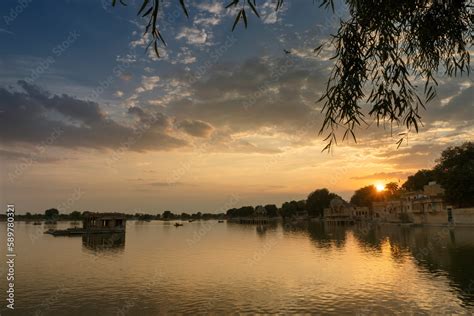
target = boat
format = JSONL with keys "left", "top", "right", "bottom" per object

{"left": 174, "top": 223, "right": 183, "bottom": 227}
{"left": 188, "top": 219, "right": 194, "bottom": 222}
{"left": 33, "top": 221, "right": 42, "bottom": 225}
{"left": 218, "top": 220, "right": 224, "bottom": 223}
{"left": 44, "top": 228, "right": 85, "bottom": 236}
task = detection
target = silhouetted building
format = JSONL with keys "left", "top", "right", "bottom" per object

{"left": 83, "top": 212, "right": 127, "bottom": 233}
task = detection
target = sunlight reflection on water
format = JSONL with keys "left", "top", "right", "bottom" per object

{"left": 1, "top": 221, "right": 473, "bottom": 315}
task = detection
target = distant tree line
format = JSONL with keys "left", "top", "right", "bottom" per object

{"left": 226, "top": 188, "right": 342, "bottom": 219}
{"left": 2, "top": 209, "right": 225, "bottom": 222}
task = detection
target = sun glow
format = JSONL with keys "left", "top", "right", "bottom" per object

{"left": 375, "top": 183, "right": 385, "bottom": 192}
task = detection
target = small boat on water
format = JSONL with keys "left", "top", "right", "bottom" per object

{"left": 45, "top": 228, "right": 85, "bottom": 236}
{"left": 174, "top": 223, "right": 184, "bottom": 227}
{"left": 218, "top": 220, "right": 224, "bottom": 223}
{"left": 188, "top": 219, "right": 194, "bottom": 222}
{"left": 33, "top": 221, "right": 42, "bottom": 225}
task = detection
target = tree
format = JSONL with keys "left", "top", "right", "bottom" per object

{"left": 114, "top": 0, "right": 471, "bottom": 150}
{"left": 350, "top": 185, "right": 384, "bottom": 208}
{"left": 402, "top": 169, "right": 437, "bottom": 191}
{"left": 44, "top": 208, "right": 59, "bottom": 219}
{"left": 69, "top": 211, "right": 82, "bottom": 220}
{"left": 280, "top": 201, "right": 298, "bottom": 219}
{"left": 264, "top": 204, "right": 279, "bottom": 218}
{"left": 306, "top": 188, "right": 340, "bottom": 217}
{"left": 434, "top": 142, "right": 474, "bottom": 207}
{"left": 296, "top": 200, "right": 306, "bottom": 212}
{"left": 226, "top": 206, "right": 254, "bottom": 218}
{"left": 162, "top": 210, "right": 174, "bottom": 220}
{"left": 385, "top": 182, "right": 403, "bottom": 199}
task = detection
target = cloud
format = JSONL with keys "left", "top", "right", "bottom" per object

{"left": 351, "top": 171, "right": 413, "bottom": 181}
{"left": 195, "top": 2, "right": 224, "bottom": 15}
{"left": 176, "top": 27, "right": 210, "bottom": 45}
{"left": 0, "top": 149, "right": 61, "bottom": 163}
{"left": 0, "top": 28, "right": 14, "bottom": 35}
{"left": 0, "top": 81, "right": 187, "bottom": 152}
{"left": 164, "top": 57, "right": 327, "bottom": 143}
{"left": 177, "top": 119, "right": 214, "bottom": 138}
{"left": 135, "top": 75, "right": 160, "bottom": 93}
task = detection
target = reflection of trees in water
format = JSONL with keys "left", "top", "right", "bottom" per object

{"left": 301, "top": 222, "right": 348, "bottom": 249}
{"left": 408, "top": 228, "right": 474, "bottom": 306}
{"left": 295, "top": 222, "right": 474, "bottom": 306}
{"left": 350, "top": 224, "right": 474, "bottom": 306}
{"left": 82, "top": 233, "right": 125, "bottom": 252}
{"left": 351, "top": 223, "right": 384, "bottom": 253}
{"left": 352, "top": 223, "right": 413, "bottom": 263}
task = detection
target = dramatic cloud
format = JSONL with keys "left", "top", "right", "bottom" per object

{"left": 0, "top": 81, "right": 187, "bottom": 153}
{"left": 165, "top": 57, "right": 327, "bottom": 140}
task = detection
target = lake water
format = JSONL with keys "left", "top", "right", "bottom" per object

{"left": 1, "top": 220, "right": 474, "bottom": 315}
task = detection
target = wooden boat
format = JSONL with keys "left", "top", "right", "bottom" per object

{"left": 174, "top": 223, "right": 183, "bottom": 227}
{"left": 218, "top": 220, "right": 224, "bottom": 223}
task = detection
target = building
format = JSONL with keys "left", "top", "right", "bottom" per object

{"left": 373, "top": 182, "right": 449, "bottom": 225}
{"left": 83, "top": 212, "right": 127, "bottom": 233}
{"left": 45, "top": 212, "right": 127, "bottom": 236}
{"left": 324, "top": 198, "right": 355, "bottom": 224}
{"left": 373, "top": 200, "right": 404, "bottom": 223}
{"left": 352, "top": 206, "right": 371, "bottom": 221}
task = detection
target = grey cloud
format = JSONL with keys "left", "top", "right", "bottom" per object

{"left": 0, "top": 81, "right": 187, "bottom": 152}
{"left": 166, "top": 58, "right": 326, "bottom": 137}
{"left": 177, "top": 119, "right": 214, "bottom": 137}
{"left": 377, "top": 143, "right": 451, "bottom": 169}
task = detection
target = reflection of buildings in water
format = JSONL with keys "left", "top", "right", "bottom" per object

{"left": 300, "top": 221, "right": 474, "bottom": 307}
{"left": 350, "top": 224, "right": 474, "bottom": 306}
{"left": 82, "top": 233, "right": 125, "bottom": 252}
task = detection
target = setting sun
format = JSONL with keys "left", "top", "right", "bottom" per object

{"left": 375, "top": 183, "right": 386, "bottom": 192}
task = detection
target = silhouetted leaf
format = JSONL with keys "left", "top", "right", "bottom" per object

{"left": 137, "top": 0, "right": 150, "bottom": 15}
{"left": 247, "top": 0, "right": 260, "bottom": 18}
{"left": 232, "top": 10, "right": 243, "bottom": 31}
{"left": 179, "top": 0, "right": 189, "bottom": 18}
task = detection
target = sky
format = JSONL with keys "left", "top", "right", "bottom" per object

{"left": 0, "top": 0, "right": 472, "bottom": 214}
